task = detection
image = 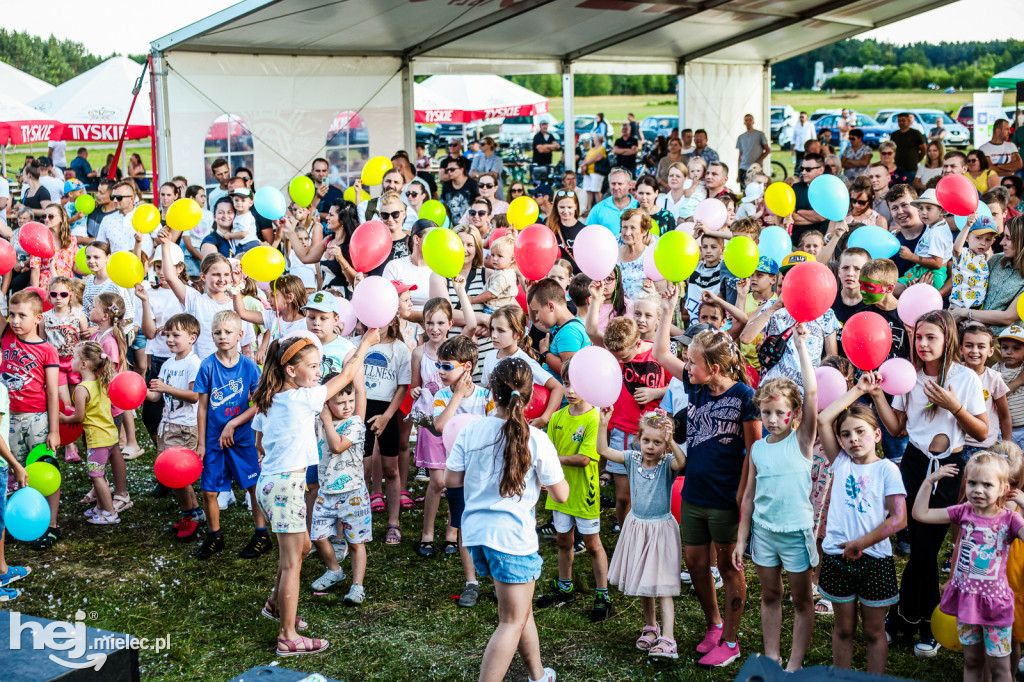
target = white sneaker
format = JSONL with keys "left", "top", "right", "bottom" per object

{"left": 332, "top": 539, "right": 349, "bottom": 564}
{"left": 914, "top": 637, "right": 941, "bottom": 658}
{"left": 681, "top": 570, "right": 691, "bottom": 584}
{"left": 711, "top": 566, "right": 724, "bottom": 589}
{"left": 311, "top": 568, "right": 346, "bottom": 591}
{"left": 529, "top": 667, "right": 557, "bottom": 682}
{"left": 685, "top": 567, "right": 724, "bottom": 592}
{"left": 245, "top": 494, "right": 252, "bottom": 511}
{"left": 217, "top": 491, "right": 236, "bottom": 511}
{"left": 344, "top": 584, "right": 365, "bottom": 605}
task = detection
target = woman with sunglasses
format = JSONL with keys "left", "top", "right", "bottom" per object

{"left": 403, "top": 177, "right": 431, "bottom": 231}
{"left": 1003, "top": 176, "right": 1024, "bottom": 215}
{"left": 968, "top": 150, "right": 1000, "bottom": 194}
{"left": 461, "top": 197, "right": 494, "bottom": 240}
{"left": 473, "top": 171, "right": 508, "bottom": 214}
{"left": 29, "top": 205, "right": 77, "bottom": 289}
{"left": 877, "top": 141, "right": 911, "bottom": 186}
{"left": 844, "top": 176, "right": 888, "bottom": 228}
{"left": 287, "top": 198, "right": 361, "bottom": 298}
{"left": 913, "top": 141, "right": 944, "bottom": 194}
{"left": 507, "top": 181, "right": 527, "bottom": 202}
{"left": 546, "top": 189, "right": 585, "bottom": 274}
{"left": 469, "top": 138, "right": 505, "bottom": 200}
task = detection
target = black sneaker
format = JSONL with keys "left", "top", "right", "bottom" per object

{"left": 151, "top": 481, "right": 171, "bottom": 498}
{"left": 573, "top": 539, "right": 586, "bottom": 554}
{"left": 536, "top": 521, "right": 556, "bottom": 538}
{"left": 591, "top": 594, "right": 613, "bottom": 622}
{"left": 536, "top": 580, "right": 576, "bottom": 609}
{"left": 31, "top": 527, "right": 60, "bottom": 551}
{"left": 193, "top": 534, "right": 225, "bottom": 559}
{"left": 415, "top": 467, "right": 429, "bottom": 483}
{"left": 941, "top": 551, "right": 952, "bottom": 574}
{"left": 238, "top": 533, "right": 273, "bottom": 558}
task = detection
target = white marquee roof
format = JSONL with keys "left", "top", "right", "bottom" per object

{"left": 0, "top": 60, "right": 54, "bottom": 103}
{"left": 152, "top": 0, "right": 958, "bottom": 69}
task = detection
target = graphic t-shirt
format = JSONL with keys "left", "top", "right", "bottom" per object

{"left": 610, "top": 343, "right": 667, "bottom": 435}
{"left": 684, "top": 261, "right": 722, "bottom": 318}
{"left": 0, "top": 327, "right": 58, "bottom": 413}
{"left": 433, "top": 385, "right": 496, "bottom": 419}
{"left": 158, "top": 352, "right": 202, "bottom": 426}
{"left": 965, "top": 367, "right": 1009, "bottom": 449}
{"left": 681, "top": 375, "right": 759, "bottom": 509}
{"left": 361, "top": 340, "right": 411, "bottom": 403}
{"left": 545, "top": 406, "right": 600, "bottom": 519}
{"left": 318, "top": 417, "right": 366, "bottom": 494}
{"left": 822, "top": 451, "right": 906, "bottom": 559}
{"left": 321, "top": 336, "right": 355, "bottom": 377}
{"left": 193, "top": 353, "right": 261, "bottom": 448}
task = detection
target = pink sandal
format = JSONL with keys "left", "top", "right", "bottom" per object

{"left": 261, "top": 598, "right": 308, "bottom": 630}
{"left": 276, "top": 635, "right": 329, "bottom": 656}
{"left": 648, "top": 636, "right": 678, "bottom": 659}
{"left": 399, "top": 490, "right": 415, "bottom": 510}
{"left": 636, "top": 624, "right": 660, "bottom": 650}
{"left": 370, "top": 494, "right": 385, "bottom": 512}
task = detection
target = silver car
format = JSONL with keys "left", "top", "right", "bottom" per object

{"left": 911, "top": 110, "right": 970, "bottom": 148}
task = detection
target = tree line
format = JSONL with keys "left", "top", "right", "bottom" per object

{"left": 0, "top": 29, "right": 143, "bottom": 86}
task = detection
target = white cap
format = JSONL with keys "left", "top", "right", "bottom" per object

{"left": 153, "top": 242, "right": 185, "bottom": 266}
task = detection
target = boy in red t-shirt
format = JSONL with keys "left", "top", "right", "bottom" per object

{"left": 603, "top": 317, "right": 668, "bottom": 530}
{"left": 1, "top": 290, "right": 61, "bottom": 549}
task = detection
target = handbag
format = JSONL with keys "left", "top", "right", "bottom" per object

{"left": 594, "top": 154, "right": 612, "bottom": 176}
{"left": 757, "top": 322, "right": 797, "bottom": 376}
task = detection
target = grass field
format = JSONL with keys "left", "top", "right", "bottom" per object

{"left": 3, "top": 418, "right": 965, "bottom": 681}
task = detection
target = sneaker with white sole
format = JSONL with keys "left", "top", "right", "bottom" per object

{"left": 415, "top": 467, "right": 430, "bottom": 482}
{"left": 344, "top": 584, "right": 365, "bottom": 605}
{"left": 914, "top": 637, "right": 941, "bottom": 658}
{"left": 698, "top": 640, "right": 740, "bottom": 667}
{"left": 311, "top": 568, "right": 346, "bottom": 591}
{"left": 218, "top": 490, "right": 236, "bottom": 510}
{"left": 686, "top": 567, "right": 724, "bottom": 592}
{"left": 529, "top": 667, "right": 557, "bottom": 682}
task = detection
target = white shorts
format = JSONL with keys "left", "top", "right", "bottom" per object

{"left": 551, "top": 509, "right": 600, "bottom": 535}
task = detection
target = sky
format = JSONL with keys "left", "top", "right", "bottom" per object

{"left": 2, "top": 0, "right": 1022, "bottom": 56}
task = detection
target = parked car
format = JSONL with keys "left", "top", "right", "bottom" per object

{"left": 434, "top": 118, "right": 502, "bottom": 145}
{"left": 639, "top": 115, "right": 678, "bottom": 141}
{"left": 815, "top": 113, "right": 889, "bottom": 148}
{"left": 554, "top": 115, "right": 602, "bottom": 145}
{"left": 415, "top": 124, "right": 438, "bottom": 156}
{"left": 912, "top": 110, "right": 970, "bottom": 147}
{"left": 499, "top": 113, "right": 559, "bottom": 147}
{"left": 810, "top": 108, "right": 842, "bottom": 122}
{"left": 770, "top": 105, "right": 796, "bottom": 141}
{"left": 876, "top": 112, "right": 927, "bottom": 135}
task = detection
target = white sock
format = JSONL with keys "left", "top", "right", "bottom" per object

{"left": 466, "top": 580, "right": 479, "bottom": 587}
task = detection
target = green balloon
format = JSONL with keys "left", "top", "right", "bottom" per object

{"left": 25, "top": 462, "right": 61, "bottom": 497}
{"left": 75, "top": 194, "right": 96, "bottom": 215}
{"left": 653, "top": 231, "right": 699, "bottom": 283}
{"left": 723, "top": 235, "right": 759, "bottom": 278}
{"left": 26, "top": 443, "right": 54, "bottom": 466}
{"left": 422, "top": 228, "right": 466, "bottom": 279}
{"left": 419, "top": 200, "right": 447, "bottom": 226}
{"left": 289, "top": 176, "right": 315, "bottom": 208}
{"left": 75, "top": 247, "right": 92, "bottom": 275}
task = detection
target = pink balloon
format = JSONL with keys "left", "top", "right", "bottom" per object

{"left": 352, "top": 276, "right": 399, "bottom": 329}
{"left": 443, "top": 413, "right": 481, "bottom": 453}
{"left": 573, "top": 224, "right": 618, "bottom": 281}
{"left": 256, "top": 280, "right": 270, "bottom": 291}
{"left": 677, "top": 221, "right": 695, "bottom": 235}
{"left": 337, "top": 297, "right": 357, "bottom": 337}
{"left": 815, "top": 366, "right": 848, "bottom": 412}
{"left": 897, "top": 283, "right": 943, "bottom": 327}
{"left": 878, "top": 358, "right": 917, "bottom": 396}
{"left": 567, "top": 346, "right": 623, "bottom": 408}
{"left": 643, "top": 246, "right": 664, "bottom": 282}
{"left": 693, "top": 199, "right": 728, "bottom": 231}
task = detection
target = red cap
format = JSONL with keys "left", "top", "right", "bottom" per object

{"left": 391, "top": 280, "right": 418, "bottom": 295}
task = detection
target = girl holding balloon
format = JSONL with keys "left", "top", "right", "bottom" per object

{"left": 285, "top": 199, "right": 359, "bottom": 298}
{"left": 29, "top": 206, "right": 76, "bottom": 290}
{"left": 867, "top": 310, "right": 989, "bottom": 655}
{"left": 231, "top": 274, "right": 308, "bottom": 364}
{"left": 82, "top": 242, "right": 136, "bottom": 331}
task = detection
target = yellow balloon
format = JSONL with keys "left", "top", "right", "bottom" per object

{"left": 107, "top": 252, "right": 145, "bottom": 288}
{"left": 422, "top": 228, "right": 465, "bottom": 279}
{"left": 930, "top": 605, "right": 961, "bottom": 651}
{"left": 723, "top": 235, "right": 759, "bottom": 278}
{"left": 132, "top": 204, "right": 161, "bottom": 234}
{"left": 1017, "top": 292, "right": 1024, "bottom": 321}
{"left": 343, "top": 186, "right": 371, "bottom": 203}
{"left": 166, "top": 198, "right": 202, "bottom": 231}
{"left": 764, "top": 182, "right": 796, "bottom": 217}
{"left": 508, "top": 196, "right": 539, "bottom": 230}
{"left": 361, "top": 156, "right": 392, "bottom": 186}
{"left": 653, "top": 230, "right": 699, "bottom": 282}
{"left": 240, "top": 246, "right": 286, "bottom": 283}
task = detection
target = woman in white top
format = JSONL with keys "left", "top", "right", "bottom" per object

{"left": 446, "top": 357, "right": 568, "bottom": 682}
{"left": 382, "top": 219, "right": 435, "bottom": 314}
{"left": 677, "top": 157, "right": 708, "bottom": 220}
{"left": 655, "top": 161, "right": 690, "bottom": 222}
{"left": 617, "top": 209, "right": 656, "bottom": 302}
{"left": 474, "top": 171, "right": 509, "bottom": 215}
{"left": 913, "top": 141, "right": 944, "bottom": 194}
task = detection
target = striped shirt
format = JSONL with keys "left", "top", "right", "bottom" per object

{"left": 997, "top": 363, "right": 1024, "bottom": 427}
{"left": 447, "top": 266, "right": 494, "bottom": 384}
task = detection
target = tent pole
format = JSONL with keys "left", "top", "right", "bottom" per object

{"left": 402, "top": 58, "right": 416, "bottom": 156}
{"left": 561, "top": 60, "right": 575, "bottom": 171}
{"left": 677, "top": 61, "right": 686, "bottom": 131}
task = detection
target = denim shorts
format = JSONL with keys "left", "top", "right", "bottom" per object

{"left": 469, "top": 545, "right": 543, "bottom": 584}
{"left": 604, "top": 427, "right": 629, "bottom": 475}
{"left": 751, "top": 523, "right": 818, "bottom": 572}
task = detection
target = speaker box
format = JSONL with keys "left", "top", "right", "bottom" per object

{"left": 0, "top": 609, "right": 139, "bottom": 682}
{"left": 734, "top": 653, "right": 915, "bottom": 681}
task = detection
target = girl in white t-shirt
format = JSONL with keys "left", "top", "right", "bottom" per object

{"left": 252, "top": 331, "right": 377, "bottom": 657}
{"left": 233, "top": 273, "right": 308, "bottom": 365}
{"left": 483, "top": 305, "right": 563, "bottom": 427}
{"left": 868, "top": 310, "right": 988, "bottom": 655}
{"left": 445, "top": 357, "right": 568, "bottom": 682}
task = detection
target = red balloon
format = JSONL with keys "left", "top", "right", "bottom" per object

{"left": 349, "top": 220, "right": 392, "bottom": 273}
{"left": 935, "top": 174, "right": 979, "bottom": 216}
{"left": 781, "top": 262, "right": 837, "bottom": 323}
{"left": 671, "top": 476, "right": 685, "bottom": 524}
{"left": 58, "top": 403, "right": 82, "bottom": 446}
{"left": 842, "top": 311, "right": 893, "bottom": 371}
{"left": 0, "top": 239, "right": 15, "bottom": 275}
{"left": 19, "top": 221, "right": 55, "bottom": 259}
{"left": 486, "top": 228, "right": 508, "bottom": 248}
{"left": 24, "top": 286, "right": 53, "bottom": 312}
{"left": 524, "top": 384, "right": 550, "bottom": 420}
{"left": 514, "top": 224, "right": 559, "bottom": 281}
{"left": 515, "top": 283, "right": 528, "bottom": 311}
{"left": 109, "top": 372, "right": 147, "bottom": 411}
{"left": 154, "top": 447, "right": 202, "bottom": 488}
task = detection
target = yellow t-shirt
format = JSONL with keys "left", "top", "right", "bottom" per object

{"left": 80, "top": 380, "right": 118, "bottom": 448}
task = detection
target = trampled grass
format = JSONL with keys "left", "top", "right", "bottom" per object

{"left": 4, "top": 419, "right": 964, "bottom": 681}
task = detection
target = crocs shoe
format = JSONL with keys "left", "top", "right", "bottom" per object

{"left": 0, "top": 565, "right": 31, "bottom": 587}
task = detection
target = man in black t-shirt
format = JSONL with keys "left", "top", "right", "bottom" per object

{"left": 440, "top": 158, "right": 478, "bottom": 222}
{"left": 889, "top": 113, "right": 927, "bottom": 185}
{"left": 612, "top": 124, "right": 639, "bottom": 172}
{"left": 532, "top": 121, "right": 560, "bottom": 165}
{"left": 87, "top": 178, "right": 117, "bottom": 239}
{"left": 440, "top": 139, "right": 465, "bottom": 183}
{"left": 790, "top": 152, "right": 829, "bottom": 245}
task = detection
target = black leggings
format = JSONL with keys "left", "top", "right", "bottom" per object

{"left": 364, "top": 399, "right": 400, "bottom": 458}
{"left": 142, "top": 356, "right": 169, "bottom": 440}
{"left": 894, "top": 443, "right": 964, "bottom": 635}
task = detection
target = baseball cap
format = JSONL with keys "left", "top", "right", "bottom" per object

{"left": 780, "top": 251, "right": 815, "bottom": 273}
{"left": 680, "top": 322, "right": 715, "bottom": 346}
{"left": 151, "top": 242, "right": 185, "bottom": 266}
{"left": 528, "top": 184, "right": 553, "bottom": 199}
{"left": 392, "top": 280, "right": 418, "bottom": 295}
{"left": 63, "top": 179, "right": 85, "bottom": 194}
{"left": 911, "top": 188, "right": 942, "bottom": 208}
{"left": 970, "top": 216, "right": 998, "bottom": 235}
{"left": 998, "top": 324, "right": 1024, "bottom": 344}
{"left": 756, "top": 255, "right": 779, "bottom": 275}
{"left": 229, "top": 187, "right": 252, "bottom": 198}
{"left": 301, "top": 290, "right": 338, "bottom": 314}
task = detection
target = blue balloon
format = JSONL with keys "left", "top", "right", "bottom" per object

{"left": 758, "top": 225, "right": 792, "bottom": 268}
{"left": 254, "top": 186, "right": 287, "bottom": 221}
{"left": 6, "top": 488, "right": 50, "bottom": 541}
{"left": 954, "top": 202, "right": 993, "bottom": 230}
{"left": 807, "top": 175, "right": 850, "bottom": 222}
{"left": 847, "top": 224, "right": 901, "bottom": 259}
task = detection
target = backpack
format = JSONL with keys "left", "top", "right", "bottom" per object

{"left": 757, "top": 322, "right": 797, "bottom": 377}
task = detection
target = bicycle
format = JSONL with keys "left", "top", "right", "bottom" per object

{"left": 769, "top": 160, "right": 788, "bottom": 182}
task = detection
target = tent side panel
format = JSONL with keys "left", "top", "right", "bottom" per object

{"left": 163, "top": 52, "right": 404, "bottom": 191}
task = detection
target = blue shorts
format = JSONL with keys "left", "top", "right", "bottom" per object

{"left": 604, "top": 427, "right": 629, "bottom": 475}
{"left": 469, "top": 546, "right": 543, "bottom": 585}
{"left": 131, "top": 331, "right": 147, "bottom": 352}
{"left": 200, "top": 444, "right": 260, "bottom": 492}
{"left": 306, "top": 464, "right": 319, "bottom": 485}
{"left": 751, "top": 523, "right": 818, "bottom": 572}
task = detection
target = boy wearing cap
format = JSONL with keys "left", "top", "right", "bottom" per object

{"left": 896, "top": 188, "right": 953, "bottom": 290}
{"left": 230, "top": 187, "right": 261, "bottom": 245}
{"left": 996, "top": 325, "right": 1024, "bottom": 449}
{"left": 303, "top": 290, "right": 367, "bottom": 418}
{"left": 736, "top": 256, "right": 779, "bottom": 378}
{"left": 63, "top": 179, "right": 89, "bottom": 241}
{"left": 950, "top": 215, "right": 998, "bottom": 310}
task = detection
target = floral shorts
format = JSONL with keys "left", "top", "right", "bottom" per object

{"left": 256, "top": 470, "right": 307, "bottom": 534}
{"left": 310, "top": 485, "right": 373, "bottom": 544}
{"left": 958, "top": 622, "right": 1012, "bottom": 658}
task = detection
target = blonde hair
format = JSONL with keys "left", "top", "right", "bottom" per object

{"left": 753, "top": 377, "right": 803, "bottom": 416}
{"left": 861, "top": 258, "right": 898, "bottom": 287}
{"left": 637, "top": 409, "right": 674, "bottom": 446}
{"left": 490, "top": 235, "right": 515, "bottom": 256}
{"left": 965, "top": 452, "right": 1011, "bottom": 490}
{"left": 94, "top": 292, "right": 128, "bottom": 372}
{"left": 691, "top": 330, "right": 750, "bottom": 385}
{"left": 76, "top": 341, "right": 115, "bottom": 391}
{"left": 990, "top": 440, "right": 1024, "bottom": 489}
{"left": 379, "top": 190, "right": 406, "bottom": 210}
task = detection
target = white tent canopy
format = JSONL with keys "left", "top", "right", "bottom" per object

{"left": 419, "top": 75, "right": 548, "bottom": 122}
{"left": 0, "top": 60, "right": 54, "bottom": 103}
{"left": 0, "top": 94, "right": 63, "bottom": 146}
{"left": 414, "top": 82, "right": 463, "bottom": 124}
{"left": 29, "top": 56, "right": 152, "bottom": 142}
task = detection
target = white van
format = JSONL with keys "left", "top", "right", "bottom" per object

{"left": 499, "top": 113, "right": 559, "bottom": 147}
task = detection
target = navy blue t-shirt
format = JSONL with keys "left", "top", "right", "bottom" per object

{"left": 194, "top": 354, "right": 261, "bottom": 448}
{"left": 681, "top": 374, "right": 759, "bottom": 510}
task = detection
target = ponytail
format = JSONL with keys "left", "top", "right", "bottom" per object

{"left": 95, "top": 292, "right": 128, "bottom": 372}
{"left": 252, "top": 336, "right": 321, "bottom": 414}
{"left": 490, "top": 357, "right": 534, "bottom": 499}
